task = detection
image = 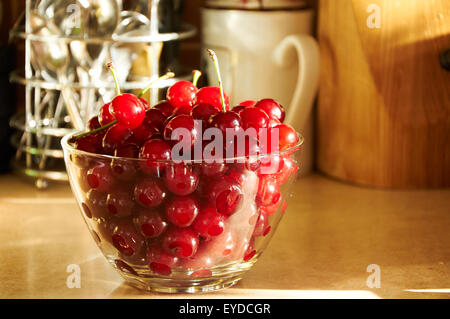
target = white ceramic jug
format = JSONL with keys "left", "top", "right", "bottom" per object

{"left": 202, "top": 7, "right": 320, "bottom": 173}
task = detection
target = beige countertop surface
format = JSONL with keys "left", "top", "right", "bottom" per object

{"left": 0, "top": 173, "right": 449, "bottom": 299}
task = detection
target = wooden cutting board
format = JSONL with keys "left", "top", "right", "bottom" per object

{"left": 317, "top": 0, "right": 450, "bottom": 188}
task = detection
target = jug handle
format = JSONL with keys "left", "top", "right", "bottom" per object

{"left": 273, "top": 35, "right": 320, "bottom": 130}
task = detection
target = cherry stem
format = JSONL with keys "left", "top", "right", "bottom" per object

{"left": 72, "top": 71, "right": 176, "bottom": 141}
{"left": 73, "top": 71, "right": 174, "bottom": 140}
{"left": 72, "top": 120, "right": 116, "bottom": 141}
{"left": 138, "top": 72, "right": 175, "bottom": 98}
{"left": 192, "top": 70, "right": 202, "bottom": 87}
{"left": 207, "top": 49, "right": 226, "bottom": 113}
{"left": 107, "top": 62, "right": 121, "bottom": 96}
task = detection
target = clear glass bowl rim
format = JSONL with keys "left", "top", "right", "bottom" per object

{"left": 61, "top": 131, "right": 304, "bottom": 164}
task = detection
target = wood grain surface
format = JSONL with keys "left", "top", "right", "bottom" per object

{"left": 317, "top": 0, "right": 450, "bottom": 188}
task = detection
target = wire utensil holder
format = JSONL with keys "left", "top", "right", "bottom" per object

{"left": 9, "top": 0, "right": 195, "bottom": 189}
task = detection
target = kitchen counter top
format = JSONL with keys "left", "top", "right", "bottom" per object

{"left": 0, "top": 173, "right": 449, "bottom": 299}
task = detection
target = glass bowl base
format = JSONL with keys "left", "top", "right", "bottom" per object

{"left": 117, "top": 269, "right": 243, "bottom": 293}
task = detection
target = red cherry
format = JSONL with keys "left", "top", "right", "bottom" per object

{"left": 268, "top": 118, "right": 281, "bottom": 128}
{"left": 146, "top": 243, "right": 178, "bottom": 275}
{"left": 111, "top": 143, "right": 139, "bottom": 181}
{"left": 200, "top": 138, "right": 225, "bottom": 164}
{"left": 130, "top": 122, "right": 159, "bottom": 146}
{"left": 139, "top": 97, "right": 150, "bottom": 110}
{"left": 258, "top": 154, "right": 284, "bottom": 175}
{"left": 114, "top": 142, "right": 139, "bottom": 159}
{"left": 102, "top": 124, "right": 132, "bottom": 155}
{"left": 154, "top": 100, "right": 176, "bottom": 117}
{"left": 173, "top": 105, "right": 193, "bottom": 116}
{"left": 239, "top": 107, "right": 270, "bottom": 132}
{"left": 162, "top": 227, "right": 199, "bottom": 259}
{"left": 260, "top": 125, "right": 281, "bottom": 153}
{"left": 109, "top": 93, "right": 146, "bottom": 129}
{"left": 275, "top": 124, "right": 299, "bottom": 151}
{"left": 119, "top": 244, "right": 149, "bottom": 266}
{"left": 239, "top": 100, "right": 256, "bottom": 107}
{"left": 86, "top": 163, "right": 114, "bottom": 192}
{"left": 73, "top": 133, "right": 101, "bottom": 154}
{"left": 275, "top": 156, "right": 298, "bottom": 185}
{"left": 111, "top": 219, "right": 145, "bottom": 257}
{"left": 94, "top": 131, "right": 107, "bottom": 153}
{"left": 243, "top": 239, "right": 256, "bottom": 262}
{"left": 195, "top": 87, "right": 230, "bottom": 111}
{"left": 165, "top": 195, "right": 199, "bottom": 228}
{"left": 96, "top": 217, "right": 116, "bottom": 243}
{"left": 193, "top": 207, "right": 225, "bottom": 238}
{"left": 163, "top": 114, "right": 200, "bottom": 148}
{"left": 231, "top": 105, "right": 248, "bottom": 114}
{"left": 144, "top": 108, "right": 166, "bottom": 132}
{"left": 191, "top": 103, "right": 220, "bottom": 124}
{"left": 259, "top": 199, "right": 282, "bottom": 217}
{"left": 226, "top": 168, "right": 246, "bottom": 185}
{"left": 200, "top": 162, "right": 228, "bottom": 177}
{"left": 207, "top": 176, "right": 243, "bottom": 215}
{"left": 162, "top": 114, "right": 176, "bottom": 128}
{"left": 112, "top": 143, "right": 138, "bottom": 162}
{"left": 224, "top": 134, "right": 261, "bottom": 171}
{"left": 263, "top": 226, "right": 272, "bottom": 236}
{"left": 194, "top": 175, "right": 212, "bottom": 199}
{"left": 253, "top": 212, "right": 269, "bottom": 237}
{"left": 85, "top": 189, "right": 109, "bottom": 219}
{"left": 139, "top": 139, "right": 172, "bottom": 176}
{"left": 106, "top": 187, "right": 135, "bottom": 217}
{"left": 255, "top": 99, "right": 285, "bottom": 123}
{"left": 166, "top": 80, "right": 198, "bottom": 108}
{"left": 258, "top": 125, "right": 285, "bottom": 175}
{"left": 164, "top": 164, "right": 199, "bottom": 196}
{"left": 88, "top": 116, "right": 101, "bottom": 130}
{"left": 134, "top": 178, "right": 168, "bottom": 208}
{"left": 257, "top": 176, "right": 282, "bottom": 207}
{"left": 135, "top": 209, "right": 168, "bottom": 238}
{"left": 98, "top": 103, "right": 115, "bottom": 126}
{"left": 209, "top": 111, "right": 242, "bottom": 138}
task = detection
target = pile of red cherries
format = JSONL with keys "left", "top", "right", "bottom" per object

{"left": 71, "top": 63, "right": 299, "bottom": 277}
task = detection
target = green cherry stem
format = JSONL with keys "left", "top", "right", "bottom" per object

{"left": 192, "top": 70, "right": 202, "bottom": 87}
{"left": 107, "top": 62, "right": 121, "bottom": 96}
{"left": 72, "top": 120, "right": 116, "bottom": 140}
{"left": 207, "top": 49, "right": 226, "bottom": 113}
{"left": 73, "top": 71, "right": 176, "bottom": 141}
{"left": 138, "top": 72, "right": 175, "bottom": 98}
{"left": 73, "top": 62, "right": 121, "bottom": 141}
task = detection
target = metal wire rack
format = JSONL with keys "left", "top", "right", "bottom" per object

{"left": 9, "top": 0, "right": 196, "bottom": 189}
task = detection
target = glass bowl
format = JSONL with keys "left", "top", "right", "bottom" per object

{"left": 61, "top": 132, "right": 302, "bottom": 293}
